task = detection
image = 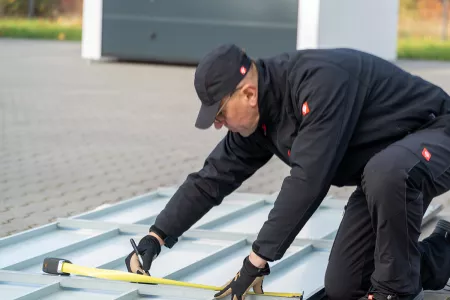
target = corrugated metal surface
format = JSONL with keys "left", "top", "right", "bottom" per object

{"left": 0, "top": 187, "right": 443, "bottom": 299}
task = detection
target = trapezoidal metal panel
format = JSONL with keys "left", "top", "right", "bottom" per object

{"left": 0, "top": 187, "right": 444, "bottom": 300}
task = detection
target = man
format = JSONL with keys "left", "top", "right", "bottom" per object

{"left": 125, "top": 44, "right": 450, "bottom": 300}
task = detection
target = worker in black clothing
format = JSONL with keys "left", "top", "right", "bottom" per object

{"left": 125, "top": 44, "right": 450, "bottom": 300}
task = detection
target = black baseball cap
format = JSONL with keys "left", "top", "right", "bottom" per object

{"left": 194, "top": 43, "right": 252, "bottom": 129}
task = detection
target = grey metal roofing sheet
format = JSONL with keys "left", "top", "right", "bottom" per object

{"left": 0, "top": 187, "right": 443, "bottom": 300}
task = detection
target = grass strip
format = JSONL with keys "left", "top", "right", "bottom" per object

{"left": 0, "top": 17, "right": 82, "bottom": 41}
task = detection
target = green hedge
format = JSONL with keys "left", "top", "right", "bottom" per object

{"left": 0, "top": 17, "right": 81, "bottom": 41}
{"left": 397, "top": 38, "right": 450, "bottom": 61}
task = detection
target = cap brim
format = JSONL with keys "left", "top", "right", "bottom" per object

{"left": 195, "top": 101, "right": 222, "bottom": 129}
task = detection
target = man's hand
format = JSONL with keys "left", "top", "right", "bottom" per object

{"left": 214, "top": 255, "right": 270, "bottom": 300}
{"left": 125, "top": 233, "right": 162, "bottom": 275}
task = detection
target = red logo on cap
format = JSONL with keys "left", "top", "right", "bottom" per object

{"left": 240, "top": 66, "right": 247, "bottom": 75}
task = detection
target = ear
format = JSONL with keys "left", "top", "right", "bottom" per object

{"left": 242, "top": 84, "right": 258, "bottom": 107}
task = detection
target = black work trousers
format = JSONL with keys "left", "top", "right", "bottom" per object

{"left": 324, "top": 127, "right": 450, "bottom": 300}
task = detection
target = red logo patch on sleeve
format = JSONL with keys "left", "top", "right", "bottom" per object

{"left": 302, "top": 102, "right": 310, "bottom": 116}
{"left": 422, "top": 148, "right": 431, "bottom": 161}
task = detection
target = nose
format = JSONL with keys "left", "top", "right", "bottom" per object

{"left": 214, "top": 120, "right": 225, "bottom": 130}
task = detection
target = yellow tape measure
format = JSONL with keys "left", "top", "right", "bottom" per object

{"left": 42, "top": 257, "right": 302, "bottom": 298}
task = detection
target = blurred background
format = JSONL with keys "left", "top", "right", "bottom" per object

{"left": 1, "top": 0, "right": 450, "bottom": 241}
{"left": 0, "top": 0, "right": 450, "bottom": 60}
{"left": 398, "top": 0, "right": 450, "bottom": 60}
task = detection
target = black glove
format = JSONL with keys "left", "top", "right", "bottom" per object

{"left": 214, "top": 256, "right": 270, "bottom": 300}
{"left": 125, "top": 234, "right": 161, "bottom": 275}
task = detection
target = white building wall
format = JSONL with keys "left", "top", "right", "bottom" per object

{"left": 81, "top": 0, "right": 103, "bottom": 60}
{"left": 297, "top": 0, "right": 399, "bottom": 61}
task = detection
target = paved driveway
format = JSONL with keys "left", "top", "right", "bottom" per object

{"left": 1, "top": 39, "right": 450, "bottom": 237}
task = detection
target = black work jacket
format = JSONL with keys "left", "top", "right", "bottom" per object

{"left": 152, "top": 48, "right": 450, "bottom": 261}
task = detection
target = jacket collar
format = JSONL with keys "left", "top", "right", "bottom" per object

{"left": 255, "top": 59, "right": 283, "bottom": 129}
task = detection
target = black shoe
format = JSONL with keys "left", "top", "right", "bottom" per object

{"left": 359, "top": 288, "right": 424, "bottom": 300}
{"left": 432, "top": 219, "right": 450, "bottom": 242}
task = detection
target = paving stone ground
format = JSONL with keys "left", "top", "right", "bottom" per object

{"left": 1, "top": 38, "right": 450, "bottom": 238}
